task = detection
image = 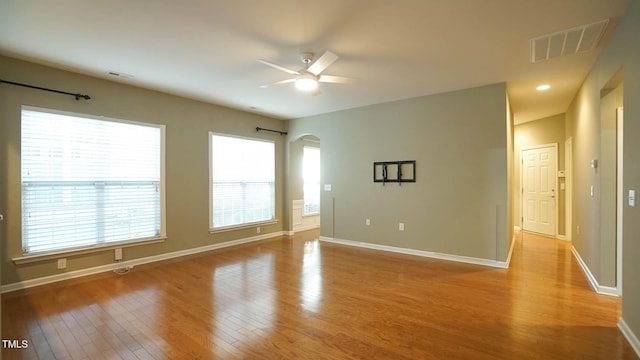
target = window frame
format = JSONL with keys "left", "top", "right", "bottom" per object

{"left": 209, "top": 132, "right": 277, "bottom": 232}
{"left": 17, "top": 106, "right": 167, "bottom": 260}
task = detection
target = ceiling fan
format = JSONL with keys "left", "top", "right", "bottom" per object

{"left": 257, "top": 50, "right": 354, "bottom": 94}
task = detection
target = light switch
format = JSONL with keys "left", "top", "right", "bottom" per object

{"left": 629, "top": 190, "right": 636, "bottom": 207}
{"left": 324, "top": 184, "right": 332, "bottom": 191}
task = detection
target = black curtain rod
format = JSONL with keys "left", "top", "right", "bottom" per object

{"left": 256, "top": 127, "right": 287, "bottom": 136}
{"left": 0, "top": 79, "right": 91, "bottom": 100}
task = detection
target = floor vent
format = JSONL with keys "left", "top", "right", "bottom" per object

{"left": 530, "top": 19, "right": 609, "bottom": 63}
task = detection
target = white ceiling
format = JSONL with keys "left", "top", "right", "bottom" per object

{"left": 0, "top": 0, "right": 629, "bottom": 123}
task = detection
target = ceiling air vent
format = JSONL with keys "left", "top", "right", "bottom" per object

{"left": 530, "top": 19, "right": 609, "bottom": 63}
{"left": 106, "top": 71, "right": 134, "bottom": 79}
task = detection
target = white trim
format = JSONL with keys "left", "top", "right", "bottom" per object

{"left": 319, "top": 236, "right": 508, "bottom": 269}
{"left": 1, "top": 231, "right": 286, "bottom": 294}
{"left": 292, "top": 199, "right": 304, "bottom": 226}
{"left": 20, "top": 106, "right": 168, "bottom": 255}
{"left": 514, "top": 225, "right": 522, "bottom": 231}
{"left": 618, "top": 318, "right": 640, "bottom": 358}
{"left": 209, "top": 219, "right": 278, "bottom": 234}
{"left": 616, "top": 106, "right": 623, "bottom": 295}
{"left": 556, "top": 234, "right": 567, "bottom": 241}
{"left": 571, "top": 246, "right": 619, "bottom": 296}
{"left": 208, "top": 132, "right": 276, "bottom": 231}
{"left": 13, "top": 237, "right": 166, "bottom": 265}
{"left": 565, "top": 137, "right": 572, "bottom": 242}
{"left": 22, "top": 105, "right": 162, "bottom": 129}
{"left": 505, "top": 235, "right": 516, "bottom": 267}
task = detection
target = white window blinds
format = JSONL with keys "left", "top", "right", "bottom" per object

{"left": 303, "top": 146, "right": 320, "bottom": 215}
{"left": 21, "top": 108, "right": 164, "bottom": 254}
{"left": 210, "top": 134, "right": 275, "bottom": 229}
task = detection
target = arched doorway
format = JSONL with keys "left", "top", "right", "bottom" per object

{"left": 289, "top": 135, "right": 321, "bottom": 233}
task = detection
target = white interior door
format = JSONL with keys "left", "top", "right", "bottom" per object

{"left": 522, "top": 145, "right": 557, "bottom": 236}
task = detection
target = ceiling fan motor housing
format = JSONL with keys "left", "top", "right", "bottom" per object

{"left": 300, "top": 52, "right": 314, "bottom": 64}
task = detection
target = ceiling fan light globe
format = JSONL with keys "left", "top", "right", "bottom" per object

{"left": 295, "top": 77, "right": 318, "bottom": 91}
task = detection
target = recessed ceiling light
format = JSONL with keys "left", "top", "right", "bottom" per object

{"left": 536, "top": 84, "right": 551, "bottom": 91}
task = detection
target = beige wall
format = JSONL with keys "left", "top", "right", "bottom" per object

{"left": 514, "top": 113, "right": 566, "bottom": 235}
{"left": 565, "top": 0, "right": 640, "bottom": 341}
{"left": 600, "top": 82, "right": 623, "bottom": 287}
{"left": 566, "top": 81, "right": 622, "bottom": 289}
{"left": 287, "top": 83, "right": 511, "bottom": 262}
{"left": 0, "top": 55, "right": 287, "bottom": 286}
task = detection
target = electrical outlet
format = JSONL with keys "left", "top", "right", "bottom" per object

{"left": 399, "top": 223, "right": 405, "bottom": 231}
{"left": 57, "top": 258, "right": 67, "bottom": 269}
{"left": 256, "top": 226, "right": 261, "bottom": 234}
{"left": 115, "top": 248, "right": 123, "bottom": 261}
{"left": 366, "top": 218, "right": 370, "bottom": 226}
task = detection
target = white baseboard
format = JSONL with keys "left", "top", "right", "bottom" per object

{"left": 571, "top": 246, "right": 619, "bottom": 296}
{"left": 319, "top": 236, "right": 508, "bottom": 269}
{"left": 514, "top": 226, "right": 521, "bottom": 231}
{"left": 619, "top": 318, "right": 640, "bottom": 358}
{"left": 1, "top": 231, "right": 286, "bottom": 294}
{"left": 556, "top": 234, "right": 567, "bottom": 241}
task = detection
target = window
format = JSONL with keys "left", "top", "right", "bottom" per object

{"left": 303, "top": 146, "right": 320, "bottom": 215}
{"left": 21, "top": 107, "right": 165, "bottom": 254}
{"left": 210, "top": 133, "right": 275, "bottom": 230}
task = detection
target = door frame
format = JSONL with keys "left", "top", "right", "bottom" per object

{"left": 565, "top": 137, "right": 572, "bottom": 241}
{"left": 520, "top": 143, "right": 559, "bottom": 237}
{"left": 616, "top": 107, "right": 623, "bottom": 294}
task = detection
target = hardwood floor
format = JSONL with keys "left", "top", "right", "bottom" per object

{"left": 2, "top": 230, "right": 638, "bottom": 359}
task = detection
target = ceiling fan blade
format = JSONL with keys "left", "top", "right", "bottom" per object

{"left": 307, "top": 51, "right": 338, "bottom": 76}
{"left": 318, "top": 75, "right": 356, "bottom": 84}
{"left": 256, "top": 59, "right": 300, "bottom": 75}
{"left": 259, "top": 78, "right": 296, "bottom": 88}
